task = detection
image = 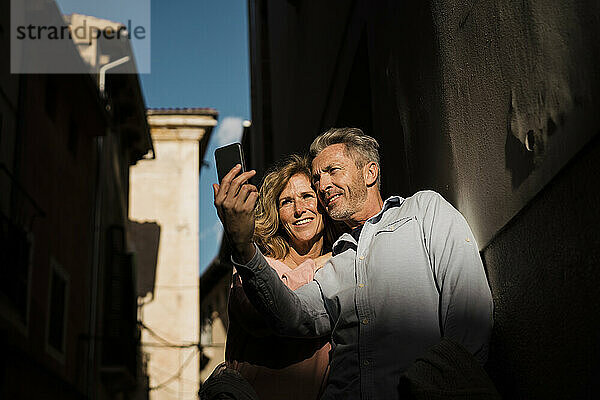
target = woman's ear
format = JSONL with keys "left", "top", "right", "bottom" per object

{"left": 364, "top": 162, "right": 379, "bottom": 187}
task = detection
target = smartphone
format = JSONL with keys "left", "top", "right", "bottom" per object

{"left": 215, "top": 143, "right": 246, "bottom": 183}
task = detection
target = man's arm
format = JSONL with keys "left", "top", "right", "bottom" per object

{"left": 232, "top": 246, "right": 331, "bottom": 338}
{"left": 213, "top": 165, "right": 330, "bottom": 338}
{"left": 229, "top": 259, "right": 326, "bottom": 337}
{"left": 419, "top": 191, "right": 494, "bottom": 363}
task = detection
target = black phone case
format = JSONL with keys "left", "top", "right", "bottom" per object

{"left": 215, "top": 143, "right": 246, "bottom": 183}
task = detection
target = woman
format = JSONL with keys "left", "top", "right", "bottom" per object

{"left": 225, "top": 154, "right": 344, "bottom": 400}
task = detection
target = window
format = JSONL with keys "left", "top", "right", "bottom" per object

{"left": 0, "top": 215, "right": 33, "bottom": 331}
{"left": 101, "top": 225, "right": 137, "bottom": 378}
{"left": 46, "top": 258, "right": 69, "bottom": 361}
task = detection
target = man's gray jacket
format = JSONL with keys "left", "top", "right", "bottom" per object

{"left": 232, "top": 191, "right": 494, "bottom": 400}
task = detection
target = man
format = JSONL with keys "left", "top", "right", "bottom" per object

{"left": 213, "top": 128, "right": 494, "bottom": 399}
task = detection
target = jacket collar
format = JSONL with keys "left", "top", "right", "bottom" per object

{"left": 332, "top": 196, "right": 404, "bottom": 255}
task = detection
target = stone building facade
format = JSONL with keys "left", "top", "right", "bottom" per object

{"left": 130, "top": 108, "right": 217, "bottom": 399}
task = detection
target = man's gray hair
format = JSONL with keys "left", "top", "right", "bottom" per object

{"left": 309, "top": 127, "right": 381, "bottom": 188}
{"left": 309, "top": 127, "right": 380, "bottom": 165}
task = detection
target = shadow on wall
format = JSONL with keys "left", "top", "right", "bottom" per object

{"left": 505, "top": 90, "right": 568, "bottom": 189}
{"left": 128, "top": 220, "right": 161, "bottom": 299}
{"left": 499, "top": 0, "right": 592, "bottom": 188}
{"left": 504, "top": 129, "right": 534, "bottom": 189}
{"left": 486, "top": 132, "right": 600, "bottom": 399}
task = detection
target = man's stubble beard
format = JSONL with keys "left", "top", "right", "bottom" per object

{"left": 328, "top": 172, "right": 368, "bottom": 221}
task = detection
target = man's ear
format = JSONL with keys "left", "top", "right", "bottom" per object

{"left": 363, "top": 162, "right": 379, "bottom": 187}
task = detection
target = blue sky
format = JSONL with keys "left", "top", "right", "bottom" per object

{"left": 56, "top": 0, "right": 250, "bottom": 274}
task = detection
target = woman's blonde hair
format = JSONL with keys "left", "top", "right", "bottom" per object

{"left": 254, "top": 154, "right": 345, "bottom": 259}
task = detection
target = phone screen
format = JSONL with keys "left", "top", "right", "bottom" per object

{"left": 215, "top": 143, "right": 246, "bottom": 183}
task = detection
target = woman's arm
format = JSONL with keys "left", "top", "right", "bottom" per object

{"left": 228, "top": 271, "right": 274, "bottom": 337}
